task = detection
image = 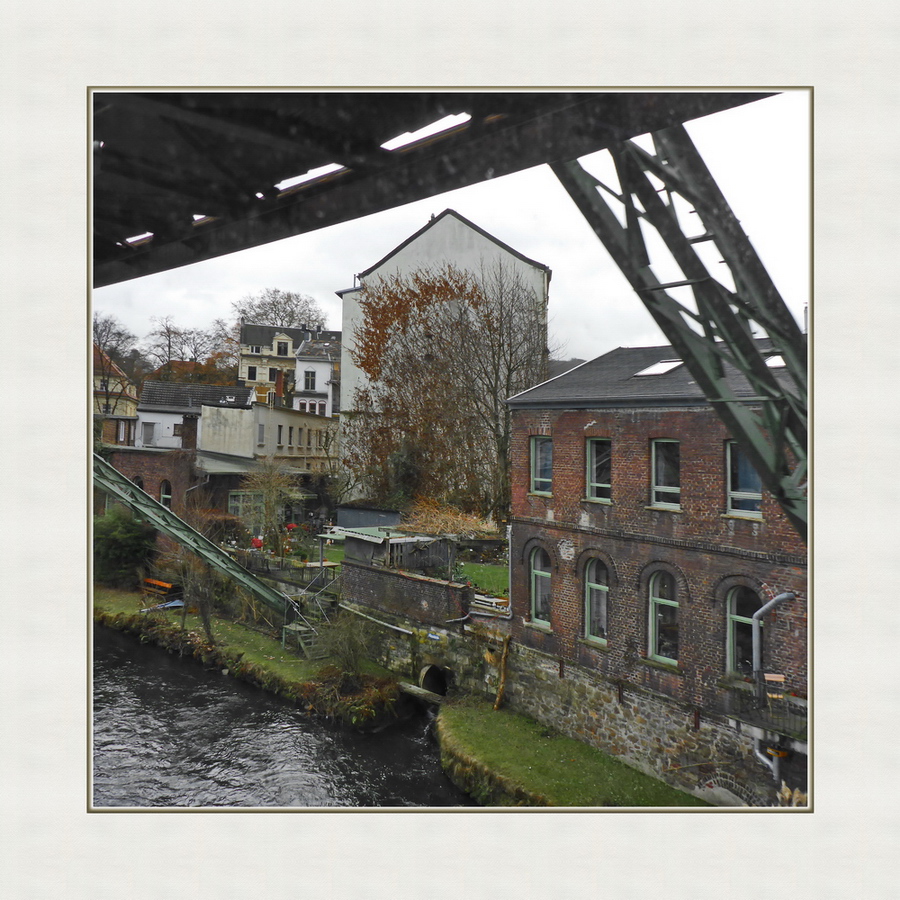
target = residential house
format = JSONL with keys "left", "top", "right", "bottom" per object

{"left": 504, "top": 341, "right": 808, "bottom": 804}
{"left": 200, "top": 401, "right": 337, "bottom": 474}
{"left": 135, "top": 382, "right": 254, "bottom": 450}
{"left": 106, "top": 383, "right": 336, "bottom": 536}
{"left": 336, "top": 208, "right": 551, "bottom": 418}
{"left": 293, "top": 333, "right": 341, "bottom": 418}
{"left": 93, "top": 344, "right": 139, "bottom": 446}
{"left": 239, "top": 323, "right": 340, "bottom": 405}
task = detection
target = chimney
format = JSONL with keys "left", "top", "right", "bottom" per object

{"left": 182, "top": 414, "right": 199, "bottom": 450}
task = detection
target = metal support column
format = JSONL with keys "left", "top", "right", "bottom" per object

{"left": 551, "top": 124, "right": 807, "bottom": 541}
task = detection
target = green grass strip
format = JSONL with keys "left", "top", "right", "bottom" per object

{"left": 438, "top": 695, "right": 710, "bottom": 807}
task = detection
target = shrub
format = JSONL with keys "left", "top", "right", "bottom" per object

{"left": 93, "top": 505, "right": 157, "bottom": 588}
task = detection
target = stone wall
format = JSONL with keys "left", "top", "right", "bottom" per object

{"left": 341, "top": 560, "right": 472, "bottom": 627}
{"left": 344, "top": 598, "right": 803, "bottom": 807}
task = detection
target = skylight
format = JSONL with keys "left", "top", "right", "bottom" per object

{"left": 275, "top": 163, "right": 345, "bottom": 191}
{"left": 634, "top": 359, "right": 683, "bottom": 376}
{"left": 124, "top": 231, "right": 153, "bottom": 244}
{"left": 380, "top": 113, "right": 472, "bottom": 151}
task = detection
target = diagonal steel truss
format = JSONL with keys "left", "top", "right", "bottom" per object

{"left": 93, "top": 453, "right": 292, "bottom": 614}
{"left": 551, "top": 124, "right": 808, "bottom": 542}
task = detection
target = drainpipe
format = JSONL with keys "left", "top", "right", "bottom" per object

{"left": 751, "top": 591, "right": 795, "bottom": 781}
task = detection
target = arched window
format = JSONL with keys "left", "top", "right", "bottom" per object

{"left": 727, "top": 585, "right": 763, "bottom": 676}
{"left": 530, "top": 547, "right": 552, "bottom": 626}
{"left": 159, "top": 480, "right": 172, "bottom": 508}
{"left": 649, "top": 570, "right": 678, "bottom": 663}
{"left": 132, "top": 476, "right": 144, "bottom": 490}
{"left": 584, "top": 558, "right": 609, "bottom": 642}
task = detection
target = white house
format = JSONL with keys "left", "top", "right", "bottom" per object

{"left": 336, "top": 208, "right": 551, "bottom": 418}
{"left": 135, "top": 382, "right": 254, "bottom": 450}
{"left": 293, "top": 335, "right": 341, "bottom": 418}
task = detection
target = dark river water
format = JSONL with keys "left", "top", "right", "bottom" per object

{"left": 92, "top": 625, "right": 475, "bottom": 808}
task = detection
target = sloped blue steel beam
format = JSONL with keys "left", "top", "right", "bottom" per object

{"left": 551, "top": 125, "right": 807, "bottom": 541}
{"left": 93, "top": 452, "right": 292, "bottom": 614}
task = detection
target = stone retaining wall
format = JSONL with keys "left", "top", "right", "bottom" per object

{"left": 347, "top": 601, "right": 800, "bottom": 806}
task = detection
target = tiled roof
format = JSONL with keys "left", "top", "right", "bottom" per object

{"left": 138, "top": 381, "right": 254, "bottom": 412}
{"left": 507, "top": 339, "right": 792, "bottom": 408}
{"left": 240, "top": 324, "right": 341, "bottom": 346}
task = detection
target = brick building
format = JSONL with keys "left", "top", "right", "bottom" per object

{"left": 505, "top": 340, "right": 808, "bottom": 802}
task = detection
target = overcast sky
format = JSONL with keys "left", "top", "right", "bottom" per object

{"left": 93, "top": 90, "right": 809, "bottom": 363}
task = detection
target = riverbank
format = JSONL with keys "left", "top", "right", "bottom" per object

{"left": 436, "top": 696, "right": 709, "bottom": 807}
{"left": 93, "top": 586, "right": 709, "bottom": 807}
{"left": 92, "top": 586, "right": 404, "bottom": 728}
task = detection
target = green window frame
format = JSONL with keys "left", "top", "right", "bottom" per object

{"left": 651, "top": 439, "right": 681, "bottom": 509}
{"left": 530, "top": 547, "right": 552, "bottom": 625}
{"left": 585, "top": 558, "right": 609, "bottom": 643}
{"left": 530, "top": 436, "right": 553, "bottom": 495}
{"left": 586, "top": 438, "right": 611, "bottom": 502}
{"left": 727, "top": 441, "right": 763, "bottom": 517}
{"left": 727, "top": 585, "right": 763, "bottom": 676}
{"left": 649, "top": 570, "right": 678, "bottom": 664}
{"left": 159, "top": 479, "right": 172, "bottom": 508}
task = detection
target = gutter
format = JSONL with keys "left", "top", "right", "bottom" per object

{"left": 751, "top": 591, "right": 796, "bottom": 781}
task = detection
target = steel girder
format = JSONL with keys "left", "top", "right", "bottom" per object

{"left": 551, "top": 125, "right": 807, "bottom": 542}
{"left": 93, "top": 453, "right": 292, "bottom": 614}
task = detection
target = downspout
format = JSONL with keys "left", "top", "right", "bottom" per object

{"left": 751, "top": 591, "right": 796, "bottom": 781}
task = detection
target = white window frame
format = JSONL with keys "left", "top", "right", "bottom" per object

{"left": 586, "top": 438, "right": 612, "bottom": 502}
{"left": 257, "top": 423, "right": 265, "bottom": 444}
{"left": 649, "top": 571, "right": 678, "bottom": 664}
{"left": 651, "top": 439, "right": 681, "bottom": 509}
{"left": 727, "top": 441, "right": 763, "bottom": 518}
{"left": 584, "top": 558, "right": 609, "bottom": 643}
{"left": 727, "top": 585, "right": 762, "bottom": 676}
{"left": 304, "top": 369, "right": 316, "bottom": 391}
{"left": 277, "top": 341, "right": 289, "bottom": 356}
{"left": 159, "top": 480, "right": 172, "bottom": 508}
{"left": 530, "top": 547, "right": 552, "bottom": 626}
{"left": 530, "top": 436, "right": 552, "bottom": 495}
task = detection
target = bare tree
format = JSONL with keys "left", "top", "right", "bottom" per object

{"left": 238, "top": 457, "right": 304, "bottom": 556}
{"left": 93, "top": 312, "right": 138, "bottom": 415}
{"left": 232, "top": 288, "right": 326, "bottom": 329}
{"left": 343, "top": 261, "right": 551, "bottom": 524}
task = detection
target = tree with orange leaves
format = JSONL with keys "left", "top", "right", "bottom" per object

{"left": 343, "top": 260, "right": 549, "bottom": 525}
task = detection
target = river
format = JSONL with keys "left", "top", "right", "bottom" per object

{"left": 92, "top": 624, "right": 475, "bottom": 808}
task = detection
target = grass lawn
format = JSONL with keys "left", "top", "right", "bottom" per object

{"left": 458, "top": 562, "right": 508, "bottom": 597}
{"left": 93, "top": 586, "right": 325, "bottom": 681}
{"left": 439, "top": 695, "right": 710, "bottom": 807}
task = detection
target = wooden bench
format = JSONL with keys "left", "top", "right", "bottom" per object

{"left": 142, "top": 578, "right": 182, "bottom": 602}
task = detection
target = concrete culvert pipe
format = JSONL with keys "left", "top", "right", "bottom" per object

{"left": 419, "top": 664, "right": 452, "bottom": 696}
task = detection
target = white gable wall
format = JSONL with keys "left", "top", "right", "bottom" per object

{"left": 340, "top": 213, "right": 549, "bottom": 415}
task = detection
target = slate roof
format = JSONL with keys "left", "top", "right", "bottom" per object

{"left": 507, "top": 339, "right": 790, "bottom": 409}
{"left": 138, "top": 381, "right": 254, "bottom": 412}
{"left": 240, "top": 323, "right": 341, "bottom": 346}
{"left": 296, "top": 338, "right": 341, "bottom": 360}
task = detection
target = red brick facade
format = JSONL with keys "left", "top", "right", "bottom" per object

{"left": 509, "top": 405, "right": 808, "bottom": 717}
